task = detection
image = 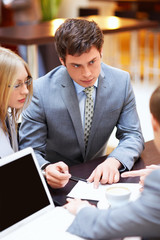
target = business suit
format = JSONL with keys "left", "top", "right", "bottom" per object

{"left": 19, "top": 62, "right": 144, "bottom": 168}
{"left": 67, "top": 169, "right": 160, "bottom": 239}
{"left": 0, "top": 118, "right": 18, "bottom": 158}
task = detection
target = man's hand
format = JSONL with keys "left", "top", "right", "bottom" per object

{"left": 44, "top": 162, "right": 71, "bottom": 189}
{"left": 87, "top": 157, "right": 122, "bottom": 188}
{"left": 64, "top": 198, "right": 92, "bottom": 215}
{"left": 121, "top": 164, "right": 160, "bottom": 187}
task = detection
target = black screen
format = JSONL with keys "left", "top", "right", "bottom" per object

{"left": 0, "top": 154, "right": 50, "bottom": 231}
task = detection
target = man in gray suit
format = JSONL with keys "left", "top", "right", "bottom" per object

{"left": 65, "top": 86, "right": 160, "bottom": 239}
{"left": 19, "top": 18, "right": 144, "bottom": 189}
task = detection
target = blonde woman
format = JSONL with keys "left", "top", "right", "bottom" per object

{"left": 0, "top": 47, "right": 33, "bottom": 158}
{"left": 0, "top": 47, "right": 70, "bottom": 189}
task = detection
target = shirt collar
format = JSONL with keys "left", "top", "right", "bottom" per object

{"left": 73, "top": 78, "right": 98, "bottom": 94}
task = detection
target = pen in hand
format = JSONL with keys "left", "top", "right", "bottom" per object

{"left": 70, "top": 175, "right": 87, "bottom": 183}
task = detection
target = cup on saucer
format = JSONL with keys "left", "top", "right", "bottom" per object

{"left": 105, "top": 185, "right": 131, "bottom": 208}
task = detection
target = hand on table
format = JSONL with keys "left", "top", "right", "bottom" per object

{"left": 44, "top": 161, "right": 71, "bottom": 189}
{"left": 121, "top": 164, "right": 160, "bottom": 187}
{"left": 64, "top": 198, "right": 92, "bottom": 215}
{"left": 87, "top": 157, "right": 122, "bottom": 188}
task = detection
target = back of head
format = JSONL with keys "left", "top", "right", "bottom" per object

{"left": 54, "top": 18, "right": 104, "bottom": 63}
{"left": 150, "top": 86, "right": 160, "bottom": 124}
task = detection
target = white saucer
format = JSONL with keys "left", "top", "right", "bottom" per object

{"left": 97, "top": 188, "right": 141, "bottom": 210}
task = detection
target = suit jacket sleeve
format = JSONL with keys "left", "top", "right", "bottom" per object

{"left": 108, "top": 71, "right": 144, "bottom": 170}
{"left": 67, "top": 169, "right": 160, "bottom": 239}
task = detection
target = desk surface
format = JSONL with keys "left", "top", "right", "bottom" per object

{"left": 51, "top": 140, "right": 160, "bottom": 206}
{"left": 0, "top": 16, "right": 158, "bottom": 46}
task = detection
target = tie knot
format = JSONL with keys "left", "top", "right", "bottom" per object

{"left": 83, "top": 86, "right": 94, "bottom": 97}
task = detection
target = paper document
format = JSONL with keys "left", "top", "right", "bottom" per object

{"left": 67, "top": 182, "right": 141, "bottom": 202}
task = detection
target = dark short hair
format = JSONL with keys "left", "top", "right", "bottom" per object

{"left": 54, "top": 18, "right": 104, "bottom": 63}
{"left": 150, "top": 86, "right": 160, "bottom": 123}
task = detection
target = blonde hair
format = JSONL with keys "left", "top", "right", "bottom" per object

{"left": 0, "top": 47, "right": 33, "bottom": 132}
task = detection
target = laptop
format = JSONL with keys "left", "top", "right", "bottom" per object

{"left": 0, "top": 147, "right": 83, "bottom": 240}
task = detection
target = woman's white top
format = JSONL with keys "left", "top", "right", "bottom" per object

{"left": 0, "top": 117, "right": 18, "bottom": 158}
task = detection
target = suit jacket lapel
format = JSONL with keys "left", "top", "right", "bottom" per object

{"left": 59, "top": 74, "right": 85, "bottom": 158}
{"left": 10, "top": 123, "right": 18, "bottom": 152}
{"left": 6, "top": 116, "right": 18, "bottom": 152}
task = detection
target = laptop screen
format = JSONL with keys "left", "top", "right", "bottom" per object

{"left": 0, "top": 153, "right": 51, "bottom": 232}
